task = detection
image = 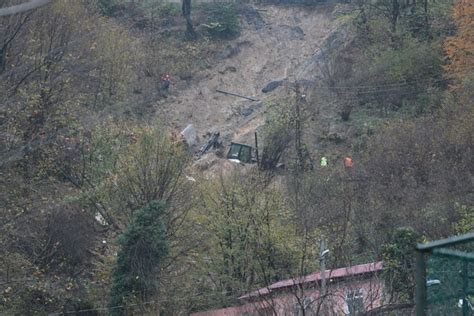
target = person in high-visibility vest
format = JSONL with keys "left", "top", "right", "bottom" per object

{"left": 344, "top": 156, "right": 353, "bottom": 168}
{"left": 320, "top": 157, "right": 328, "bottom": 167}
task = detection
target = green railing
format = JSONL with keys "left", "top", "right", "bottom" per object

{"left": 416, "top": 232, "right": 474, "bottom": 315}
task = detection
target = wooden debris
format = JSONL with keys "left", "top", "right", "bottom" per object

{"left": 216, "top": 89, "right": 259, "bottom": 102}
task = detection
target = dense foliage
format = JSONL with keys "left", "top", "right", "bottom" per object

{"left": 204, "top": 3, "right": 240, "bottom": 38}
{"left": 109, "top": 201, "right": 168, "bottom": 315}
{"left": 0, "top": 0, "right": 472, "bottom": 314}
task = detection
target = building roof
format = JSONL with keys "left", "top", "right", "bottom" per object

{"left": 239, "top": 261, "right": 383, "bottom": 300}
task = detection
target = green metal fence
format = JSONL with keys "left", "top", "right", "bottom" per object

{"left": 416, "top": 232, "right": 474, "bottom": 315}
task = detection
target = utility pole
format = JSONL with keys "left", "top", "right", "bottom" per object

{"left": 319, "top": 239, "right": 329, "bottom": 296}
{"left": 254, "top": 132, "right": 260, "bottom": 166}
{"left": 424, "top": 0, "right": 429, "bottom": 30}
{"left": 462, "top": 261, "right": 469, "bottom": 316}
{"left": 293, "top": 82, "right": 302, "bottom": 230}
{"left": 294, "top": 82, "right": 303, "bottom": 171}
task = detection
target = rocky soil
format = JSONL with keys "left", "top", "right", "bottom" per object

{"left": 155, "top": 4, "right": 342, "bottom": 170}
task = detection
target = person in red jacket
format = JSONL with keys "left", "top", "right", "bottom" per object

{"left": 160, "top": 74, "right": 171, "bottom": 91}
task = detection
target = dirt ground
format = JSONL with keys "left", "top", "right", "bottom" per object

{"left": 155, "top": 4, "right": 340, "bottom": 169}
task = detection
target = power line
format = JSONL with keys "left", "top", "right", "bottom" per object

{"left": 303, "top": 73, "right": 474, "bottom": 96}
{"left": 315, "top": 85, "right": 441, "bottom": 96}
{"left": 46, "top": 288, "right": 251, "bottom": 315}
{"left": 0, "top": 73, "right": 461, "bottom": 166}
{"left": 46, "top": 264, "right": 386, "bottom": 315}
{"left": 48, "top": 300, "right": 158, "bottom": 315}
{"left": 294, "top": 65, "right": 465, "bottom": 92}
{"left": 313, "top": 76, "right": 449, "bottom": 90}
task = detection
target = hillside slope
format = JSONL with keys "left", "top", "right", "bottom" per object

{"left": 157, "top": 5, "right": 338, "bottom": 149}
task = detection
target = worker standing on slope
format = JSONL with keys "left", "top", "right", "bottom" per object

{"left": 320, "top": 157, "right": 328, "bottom": 167}
{"left": 161, "top": 74, "right": 171, "bottom": 91}
{"left": 344, "top": 156, "right": 353, "bottom": 168}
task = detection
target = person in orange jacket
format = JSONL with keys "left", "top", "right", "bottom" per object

{"left": 344, "top": 156, "right": 353, "bottom": 168}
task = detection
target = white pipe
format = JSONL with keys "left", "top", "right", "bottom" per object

{"left": 0, "top": 0, "right": 52, "bottom": 17}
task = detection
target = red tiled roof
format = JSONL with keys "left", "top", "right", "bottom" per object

{"left": 239, "top": 261, "right": 383, "bottom": 299}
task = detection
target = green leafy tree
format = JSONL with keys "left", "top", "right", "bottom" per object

{"left": 106, "top": 125, "right": 190, "bottom": 224}
{"left": 454, "top": 203, "right": 474, "bottom": 234}
{"left": 193, "top": 172, "right": 311, "bottom": 308}
{"left": 91, "top": 19, "right": 136, "bottom": 107}
{"left": 204, "top": 3, "right": 239, "bottom": 38}
{"left": 260, "top": 102, "right": 293, "bottom": 170}
{"left": 382, "top": 227, "right": 421, "bottom": 303}
{"left": 97, "top": 0, "right": 118, "bottom": 16}
{"left": 109, "top": 201, "right": 169, "bottom": 315}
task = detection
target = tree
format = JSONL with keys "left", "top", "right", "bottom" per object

{"left": 0, "top": 5, "right": 31, "bottom": 73}
{"left": 194, "top": 171, "right": 308, "bottom": 309}
{"left": 0, "top": 0, "right": 98, "bottom": 172}
{"left": 106, "top": 125, "right": 190, "bottom": 225}
{"left": 388, "top": 0, "right": 400, "bottom": 33}
{"left": 259, "top": 101, "right": 293, "bottom": 171}
{"left": 97, "top": 0, "right": 117, "bottom": 16}
{"left": 454, "top": 203, "right": 474, "bottom": 235}
{"left": 90, "top": 18, "right": 136, "bottom": 107}
{"left": 182, "top": 0, "right": 195, "bottom": 39}
{"left": 356, "top": 0, "right": 429, "bottom": 34}
{"left": 109, "top": 201, "right": 169, "bottom": 315}
{"left": 204, "top": 3, "right": 239, "bottom": 38}
{"left": 0, "top": 1, "right": 190, "bottom": 314}
{"left": 382, "top": 227, "right": 420, "bottom": 303}
{"left": 443, "top": 0, "right": 474, "bottom": 89}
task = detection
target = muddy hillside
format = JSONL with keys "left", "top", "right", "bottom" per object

{"left": 157, "top": 5, "right": 339, "bottom": 154}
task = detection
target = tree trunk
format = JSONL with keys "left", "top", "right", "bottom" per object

{"left": 0, "top": 47, "right": 5, "bottom": 74}
{"left": 424, "top": 0, "right": 429, "bottom": 31}
{"left": 182, "top": 0, "right": 196, "bottom": 39}
{"left": 390, "top": 0, "right": 400, "bottom": 33}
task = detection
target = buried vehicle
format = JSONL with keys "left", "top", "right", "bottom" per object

{"left": 226, "top": 142, "right": 257, "bottom": 164}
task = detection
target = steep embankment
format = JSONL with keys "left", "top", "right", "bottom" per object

{"left": 157, "top": 5, "right": 339, "bottom": 153}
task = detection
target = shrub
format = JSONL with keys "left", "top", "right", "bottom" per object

{"left": 204, "top": 3, "right": 239, "bottom": 38}
{"left": 97, "top": 0, "right": 118, "bottom": 16}
{"left": 259, "top": 103, "right": 293, "bottom": 170}
{"left": 42, "top": 207, "right": 96, "bottom": 271}
{"left": 349, "top": 36, "right": 444, "bottom": 111}
{"left": 147, "top": 3, "right": 180, "bottom": 19}
{"left": 382, "top": 228, "right": 421, "bottom": 303}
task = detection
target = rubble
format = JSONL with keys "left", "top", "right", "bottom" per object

{"left": 262, "top": 80, "right": 284, "bottom": 93}
{"left": 181, "top": 124, "right": 198, "bottom": 148}
{"left": 199, "top": 131, "right": 220, "bottom": 156}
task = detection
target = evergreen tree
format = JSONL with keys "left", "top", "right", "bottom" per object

{"left": 109, "top": 201, "right": 168, "bottom": 315}
{"left": 382, "top": 227, "right": 421, "bottom": 303}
